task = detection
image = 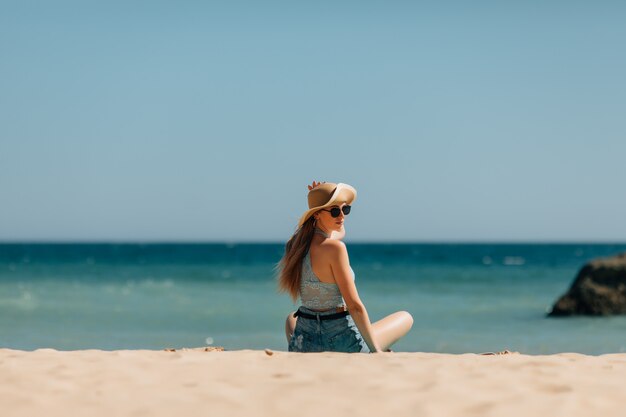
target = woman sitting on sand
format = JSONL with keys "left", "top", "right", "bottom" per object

{"left": 277, "top": 181, "right": 414, "bottom": 353}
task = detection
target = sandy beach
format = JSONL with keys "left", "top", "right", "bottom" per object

{"left": 1, "top": 347, "right": 625, "bottom": 417}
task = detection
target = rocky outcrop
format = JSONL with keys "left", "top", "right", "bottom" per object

{"left": 548, "top": 253, "right": 626, "bottom": 316}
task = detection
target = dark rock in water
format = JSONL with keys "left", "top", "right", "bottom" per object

{"left": 548, "top": 252, "right": 626, "bottom": 316}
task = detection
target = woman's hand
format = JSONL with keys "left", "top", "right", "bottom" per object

{"left": 308, "top": 181, "right": 326, "bottom": 191}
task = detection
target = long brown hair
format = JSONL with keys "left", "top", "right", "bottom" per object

{"left": 275, "top": 215, "right": 317, "bottom": 304}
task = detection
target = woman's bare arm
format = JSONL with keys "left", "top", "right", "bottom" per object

{"left": 328, "top": 240, "right": 382, "bottom": 353}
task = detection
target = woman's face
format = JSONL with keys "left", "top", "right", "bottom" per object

{"left": 314, "top": 202, "right": 350, "bottom": 233}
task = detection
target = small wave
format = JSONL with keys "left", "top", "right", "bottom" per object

{"left": 138, "top": 278, "right": 175, "bottom": 289}
{"left": 503, "top": 256, "right": 525, "bottom": 266}
{"left": 0, "top": 291, "right": 38, "bottom": 311}
{"left": 103, "top": 278, "right": 175, "bottom": 295}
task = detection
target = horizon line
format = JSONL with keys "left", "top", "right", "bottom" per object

{"left": 1, "top": 240, "right": 626, "bottom": 245}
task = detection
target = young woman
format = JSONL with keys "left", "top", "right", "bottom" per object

{"left": 276, "top": 181, "right": 414, "bottom": 353}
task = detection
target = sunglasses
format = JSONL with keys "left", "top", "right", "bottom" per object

{"left": 320, "top": 205, "right": 351, "bottom": 218}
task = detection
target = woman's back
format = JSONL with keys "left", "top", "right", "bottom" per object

{"left": 288, "top": 228, "right": 370, "bottom": 353}
{"left": 299, "top": 250, "right": 355, "bottom": 311}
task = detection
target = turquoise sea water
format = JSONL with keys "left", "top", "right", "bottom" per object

{"left": 1, "top": 243, "right": 626, "bottom": 354}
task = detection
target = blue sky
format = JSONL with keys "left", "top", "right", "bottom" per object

{"left": 1, "top": 1, "right": 625, "bottom": 242}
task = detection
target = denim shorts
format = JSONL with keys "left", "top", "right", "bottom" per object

{"left": 288, "top": 306, "right": 371, "bottom": 353}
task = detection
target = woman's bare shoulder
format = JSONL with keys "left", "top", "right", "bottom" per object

{"left": 319, "top": 239, "right": 348, "bottom": 258}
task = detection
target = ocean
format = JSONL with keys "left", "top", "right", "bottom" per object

{"left": 1, "top": 243, "right": 625, "bottom": 354}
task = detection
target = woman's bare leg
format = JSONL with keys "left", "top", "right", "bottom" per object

{"left": 371, "top": 311, "right": 413, "bottom": 351}
{"left": 285, "top": 311, "right": 297, "bottom": 342}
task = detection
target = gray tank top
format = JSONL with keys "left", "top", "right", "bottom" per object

{"left": 299, "top": 230, "right": 355, "bottom": 310}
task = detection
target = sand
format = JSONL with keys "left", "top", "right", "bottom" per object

{"left": 1, "top": 347, "right": 625, "bottom": 417}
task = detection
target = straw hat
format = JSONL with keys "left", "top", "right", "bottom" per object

{"left": 297, "top": 182, "right": 357, "bottom": 228}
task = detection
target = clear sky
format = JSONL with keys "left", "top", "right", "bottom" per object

{"left": 1, "top": 1, "right": 625, "bottom": 242}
